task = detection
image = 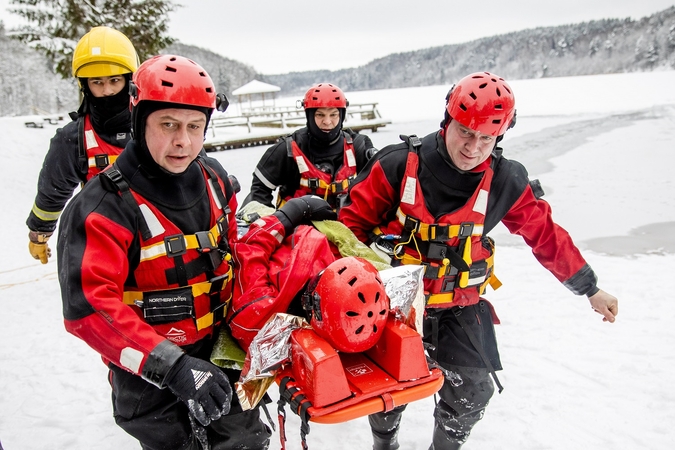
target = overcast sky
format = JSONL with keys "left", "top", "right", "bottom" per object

{"left": 2, "top": 0, "right": 674, "bottom": 74}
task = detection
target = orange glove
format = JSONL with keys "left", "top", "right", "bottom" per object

{"left": 28, "top": 230, "right": 53, "bottom": 264}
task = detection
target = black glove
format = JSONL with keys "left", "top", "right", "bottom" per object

{"left": 274, "top": 195, "right": 337, "bottom": 234}
{"left": 164, "top": 355, "right": 232, "bottom": 426}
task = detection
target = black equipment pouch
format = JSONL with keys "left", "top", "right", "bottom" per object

{"left": 141, "top": 287, "right": 194, "bottom": 324}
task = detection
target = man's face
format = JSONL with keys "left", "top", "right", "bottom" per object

{"left": 86, "top": 76, "right": 126, "bottom": 97}
{"left": 444, "top": 119, "right": 496, "bottom": 171}
{"left": 313, "top": 107, "right": 340, "bottom": 132}
{"left": 144, "top": 108, "right": 206, "bottom": 174}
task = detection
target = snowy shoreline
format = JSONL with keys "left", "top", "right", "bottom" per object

{"left": 2, "top": 71, "right": 674, "bottom": 450}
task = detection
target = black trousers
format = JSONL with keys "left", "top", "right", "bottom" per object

{"left": 109, "top": 342, "right": 271, "bottom": 450}
{"left": 370, "top": 301, "right": 500, "bottom": 449}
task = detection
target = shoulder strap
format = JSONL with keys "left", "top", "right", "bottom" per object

{"left": 399, "top": 134, "right": 422, "bottom": 154}
{"left": 285, "top": 135, "right": 294, "bottom": 158}
{"left": 197, "top": 157, "right": 231, "bottom": 212}
{"left": 77, "top": 116, "right": 87, "bottom": 173}
{"left": 100, "top": 164, "right": 152, "bottom": 240}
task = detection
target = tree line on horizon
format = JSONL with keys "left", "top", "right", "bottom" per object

{"left": 1, "top": 1, "right": 675, "bottom": 116}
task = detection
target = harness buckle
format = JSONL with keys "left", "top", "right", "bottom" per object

{"left": 216, "top": 215, "right": 228, "bottom": 235}
{"left": 94, "top": 154, "right": 110, "bottom": 169}
{"left": 440, "top": 276, "right": 456, "bottom": 293}
{"left": 458, "top": 222, "right": 474, "bottom": 238}
{"left": 427, "top": 242, "right": 448, "bottom": 260}
{"left": 195, "top": 231, "right": 217, "bottom": 253}
{"left": 403, "top": 216, "right": 421, "bottom": 232}
{"left": 429, "top": 224, "right": 450, "bottom": 241}
{"left": 409, "top": 135, "right": 422, "bottom": 147}
{"left": 308, "top": 178, "right": 320, "bottom": 190}
{"left": 164, "top": 234, "right": 187, "bottom": 257}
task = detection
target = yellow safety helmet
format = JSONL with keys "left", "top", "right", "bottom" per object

{"left": 72, "top": 26, "right": 139, "bottom": 79}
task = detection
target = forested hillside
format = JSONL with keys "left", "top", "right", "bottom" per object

{"left": 0, "top": 24, "right": 80, "bottom": 116}
{"left": 0, "top": 28, "right": 260, "bottom": 117}
{"left": 2, "top": 6, "right": 675, "bottom": 116}
{"left": 265, "top": 6, "right": 675, "bottom": 94}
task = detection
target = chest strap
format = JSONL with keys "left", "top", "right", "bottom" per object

{"left": 122, "top": 266, "right": 233, "bottom": 331}
{"left": 140, "top": 222, "right": 224, "bottom": 262}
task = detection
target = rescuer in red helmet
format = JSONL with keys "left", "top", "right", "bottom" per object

{"left": 241, "top": 82, "right": 377, "bottom": 212}
{"left": 57, "top": 54, "right": 271, "bottom": 450}
{"left": 339, "top": 72, "right": 619, "bottom": 449}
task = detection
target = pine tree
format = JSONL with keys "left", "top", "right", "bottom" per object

{"left": 7, "top": 0, "right": 177, "bottom": 78}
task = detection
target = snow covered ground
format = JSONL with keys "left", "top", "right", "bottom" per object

{"left": 1, "top": 70, "right": 675, "bottom": 450}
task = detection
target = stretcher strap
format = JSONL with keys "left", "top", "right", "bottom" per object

{"left": 453, "top": 307, "right": 504, "bottom": 393}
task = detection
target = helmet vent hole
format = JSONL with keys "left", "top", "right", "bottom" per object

{"left": 358, "top": 292, "right": 366, "bottom": 303}
{"left": 348, "top": 276, "right": 357, "bottom": 286}
{"left": 459, "top": 103, "right": 468, "bottom": 112}
{"left": 355, "top": 325, "right": 364, "bottom": 334}
{"left": 161, "top": 80, "right": 173, "bottom": 87}
{"left": 206, "top": 87, "right": 213, "bottom": 93}
{"left": 379, "top": 309, "right": 387, "bottom": 315}
{"left": 337, "top": 266, "right": 348, "bottom": 275}
{"left": 492, "top": 119, "right": 502, "bottom": 124}
{"left": 495, "top": 104, "right": 503, "bottom": 110}
{"left": 479, "top": 83, "right": 488, "bottom": 89}
{"left": 496, "top": 87, "right": 502, "bottom": 97}
{"left": 374, "top": 292, "right": 380, "bottom": 303}
{"left": 368, "top": 311, "right": 374, "bottom": 318}
{"left": 346, "top": 311, "right": 359, "bottom": 317}
{"left": 165, "top": 66, "right": 177, "bottom": 73}
{"left": 469, "top": 92, "right": 477, "bottom": 100}
{"left": 373, "top": 325, "right": 378, "bottom": 333}
{"left": 199, "top": 71, "right": 206, "bottom": 77}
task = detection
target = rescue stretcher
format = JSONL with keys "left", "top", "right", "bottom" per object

{"left": 274, "top": 315, "right": 443, "bottom": 447}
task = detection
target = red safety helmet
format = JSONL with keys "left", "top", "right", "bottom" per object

{"left": 445, "top": 72, "right": 516, "bottom": 136}
{"left": 130, "top": 54, "right": 217, "bottom": 109}
{"left": 301, "top": 83, "right": 349, "bottom": 109}
{"left": 303, "top": 257, "right": 389, "bottom": 353}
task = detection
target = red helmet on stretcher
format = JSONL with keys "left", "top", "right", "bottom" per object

{"left": 303, "top": 257, "right": 389, "bottom": 353}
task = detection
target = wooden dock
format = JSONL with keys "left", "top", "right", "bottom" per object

{"left": 204, "top": 102, "right": 391, "bottom": 152}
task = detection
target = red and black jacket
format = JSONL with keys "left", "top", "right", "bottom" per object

{"left": 242, "top": 127, "right": 374, "bottom": 210}
{"left": 339, "top": 131, "right": 599, "bottom": 305}
{"left": 57, "top": 142, "right": 237, "bottom": 387}
{"left": 280, "top": 136, "right": 358, "bottom": 207}
{"left": 26, "top": 111, "right": 131, "bottom": 233}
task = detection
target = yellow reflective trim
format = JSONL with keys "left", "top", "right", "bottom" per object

{"left": 87, "top": 154, "right": 119, "bottom": 168}
{"left": 31, "top": 203, "right": 62, "bottom": 221}
{"left": 426, "top": 292, "right": 454, "bottom": 306}
{"left": 196, "top": 312, "right": 214, "bottom": 330}
{"left": 139, "top": 241, "right": 167, "bottom": 262}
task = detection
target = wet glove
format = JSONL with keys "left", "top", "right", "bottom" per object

{"left": 164, "top": 355, "right": 232, "bottom": 426}
{"left": 28, "top": 230, "right": 53, "bottom": 264}
{"left": 274, "top": 195, "right": 337, "bottom": 234}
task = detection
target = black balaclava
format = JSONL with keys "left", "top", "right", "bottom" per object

{"left": 78, "top": 73, "right": 132, "bottom": 134}
{"left": 306, "top": 108, "right": 345, "bottom": 146}
{"left": 131, "top": 100, "right": 211, "bottom": 178}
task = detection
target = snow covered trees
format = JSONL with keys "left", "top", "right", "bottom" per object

{"left": 7, "top": 0, "right": 176, "bottom": 78}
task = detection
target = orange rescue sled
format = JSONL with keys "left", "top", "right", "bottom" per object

{"left": 276, "top": 317, "right": 443, "bottom": 425}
